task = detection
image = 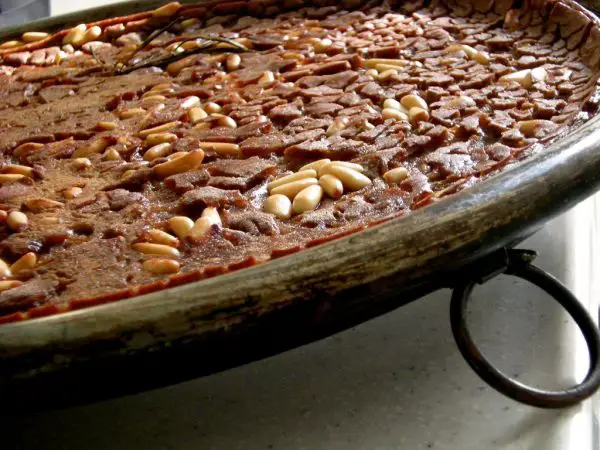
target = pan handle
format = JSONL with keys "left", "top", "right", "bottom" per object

{"left": 450, "top": 249, "right": 600, "bottom": 408}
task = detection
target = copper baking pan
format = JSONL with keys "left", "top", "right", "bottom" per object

{"left": 1, "top": 0, "right": 600, "bottom": 411}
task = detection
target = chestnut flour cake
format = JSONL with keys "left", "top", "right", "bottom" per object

{"left": 0, "top": 0, "right": 598, "bottom": 323}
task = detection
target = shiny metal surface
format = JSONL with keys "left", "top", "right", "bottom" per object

{"left": 4, "top": 197, "right": 598, "bottom": 449}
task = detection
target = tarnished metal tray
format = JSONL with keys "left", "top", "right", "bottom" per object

{"left": 1, "top": 0, "right": 600, "bottom": 411}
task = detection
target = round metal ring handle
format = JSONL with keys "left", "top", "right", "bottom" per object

{"left": 450, "top": 262, "right": 600, "bottom": 408}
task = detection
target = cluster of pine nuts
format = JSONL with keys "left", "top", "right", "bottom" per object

{"left": 169, "top": 210, "right": 220, "bottom": 243}
{"left": 444, "top": 44, "right": 490, "bottom": 65}
{"left": 0, "top": 251, "right": 37, "bottom": 292}
{"left": 364, "top": 58, "right": 419, "bottom": 81}
{"left": 381, "top": 94, "right": 429, "bottom": 125}
{"left": 264, "top": 160, "right": 371, "bottom": 218}
{"left": 1, "top": 2, "right": 182, "bottom": 51}
{"left": 133, "top": 206, "right": 224, "bottom": 275}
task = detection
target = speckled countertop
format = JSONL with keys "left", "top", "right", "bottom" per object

{"left": 1, "top": 2, "right": 598, "bottom": 449}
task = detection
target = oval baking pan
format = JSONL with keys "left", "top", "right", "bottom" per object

{"left": 1, "top": 0, "right": 600, "bottom": 410}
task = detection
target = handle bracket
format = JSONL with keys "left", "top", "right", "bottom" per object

{"left": 451, "top": 248, "right": 600, "bottom": 408}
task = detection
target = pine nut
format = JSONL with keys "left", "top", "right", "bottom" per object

{"left": 270, "top": 178, "right": 319, "bottom": 198}
{"left": 447, "top": 95, "right": 476, "bottom": 108}
{"left": 218, "top": 116, "right": 237, "bottom": 129}
{"left": 0, "top": 174, "right": 26, "bottom": 184}
{"left": 153, "top": 1, "right": 181, "bottom": 17}
{"left": 383, "top": 98, "right": 402, "bottom": 110}
{"left": 0, "top": 280, "right": 23, "bottom": 292}
{"left": 364, "top": 58, "right": 410, "bottom": 68}
{"left": 445, "top": 43, "right": 475, "bottom": 57}
{"left": 153, "top": 83, "right": 177, "bottom": 91}
{"left": 203, "top": 102, "right": 222, "bottom": 114}
{"left": 193, "top": 122, "right": 212, "bottom": 131}
{"left": 499, "top": 69, "right": 533, "bottom": 88}
{"left": 168, "top": 216, "right": 194, "bottom": 239}
{"left": 121, "top": 170, "right": 136, "bottom": 179}
{"left": 319, "top": 174, "right": 343, "bottom": 199}
{"left": 365, "top": 68, "right": 379, "bottom": 78}
{"left": 120, "top": 108, "right": 146, "bottom": 118}
{"left": 63, "top": 24, "right": 86, "bottom": 45}
{"left": 72, "top": 157, "right": 92, "bottom": 170}
{"left": 196, "top": 142, "right": 240, "bottom": 157}
{"left": 299, "top": 159, "right": 331, "bottom": 172}
{"left": 378, "top": 69, "right": 398, "bottom": 80}
{"left": 143, "top": 258, "right": 180, "bottom": 274}
{"left": 188, "top": 107, "right": 208, "bottom": 124}
{"left": 264, "top": 194, "right": 292, "bottom": 219}
{"left": 313, "top": 38, "right": 332, "bottom": 53}
{"left": 268, "top": 169, "right": 318, "bottom": 191}
{"left": 144, "top": 143, "right": 172, "bottom": 161}
{"left": 176, "top": 42, "right": 197, "bottom": 53}
{"left": 383, "top": 167, "right": 409, "bottom": 184}
{"left": 24, "top": 198, "right": 64, "bottom": 212}
{"left": 0, "top": 259, "right": 11, "bottom": 278}
{"left": 187, "top": 218, "right": 215, "bottom": 243}
{"left": 235, "top": 37, "right": 253, "bottom": 49}
{"left": 63, "top": 186, "right": 83, "bottom": 199}
{"left": 142, "top": 95, "right": 167, "bottom": 104}
{"left": 133, "top": 243, "right": 180, "bottom": 257}
{"left": 22, "top": 32, "right": 49, "bottom": 43}
{"left": 146, "top": 132, "right": 178, "bottom": 146}
{"left": 11, "top": 252, "right": 36, "bottom": 274}
{"left": 7, "top": 211, "right": 28, "bottom": 231}
{"left": 382, "top": 107, "right": 408, "bottom": 121}
{"left": 72, "top": 138, "right": 110, "bottom": 158}
{"left": 153, "top": 149, "right": 204, "bottom": 179}
{"left": 180, "top": 96, "right": 200, "bottom": 110}
{"left": 168, "top": 152, "right": 187, "bottom": 160}
{"left": 97, "top": 121, "right": 119, "bottom": 130}
{"left": 292, "top": 185, "right": 323, "bottom": 214}
{"left": 81, "top": 26, "right": 102, "bottom": 45}
{"left": 0, "top": 40, "right": 22, "bottom": 49}
{"left": 320, "top": 166, "right": 371, "bottom": 191}
{"left": 401, "top": 94, "right": 428, "bottom": 111}
{"left": 259, "top": 71, "right": 275, "bottom": 86}
{"left": 283, "top": 51, "right": 305, "bottom": 61}
{"left": 13, "top": 142, "right": 43, "bottom": 159}
{"left": 104, "top": 148, "right": 121, "bottom": 161}
{"left": 375, "top": 63, "right": 408, "bottom": 72}
{"left": 139, "top": 121, "right": 180, "bottom": 138}
{"left": 167, "top": 55, "right": 196, "bottom": 76}
{"left": 147, "top": 229, "right": 179, "bottom": 247}
{"left": 531, "top": 67, "right": 547, "bottom": 83}
{"left": 324, "top": 161, "right": 365, "bottom": 174}
{"left": 517, "top": 119, "right": 555, "bottom": 137}
{"left": 226, "top": 54, "right": 241, "bottom": 71}
{"left": 145, "top": 87, "right": 174, "bottom": 97}
{"left": 187, "top": 208, "right": 222, "bottom": 243}
{"left": 201, "top": 207, "right": 221, "bottom": 225}
{"left": 472, "top": 50, "right": 490, "bottom": 65}
{"left": 181, "top": 18, "right": 199, "bottom": 29}
{"left": 326, "top": 117, "right": 349, "bottom": 136}
{"left": 408, "top": 107, "right": 429, "bottom": 124}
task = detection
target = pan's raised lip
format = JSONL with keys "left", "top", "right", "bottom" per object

{"left": 1, "top": 0, "right": 600, "bottom": 357}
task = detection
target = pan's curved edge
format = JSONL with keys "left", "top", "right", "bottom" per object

{"left": 1, "top": 0, "right": 600, "bottom": 409}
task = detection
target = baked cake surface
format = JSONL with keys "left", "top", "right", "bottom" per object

{"left": 0, "top": 0, "right": 598, "bottom": 323}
